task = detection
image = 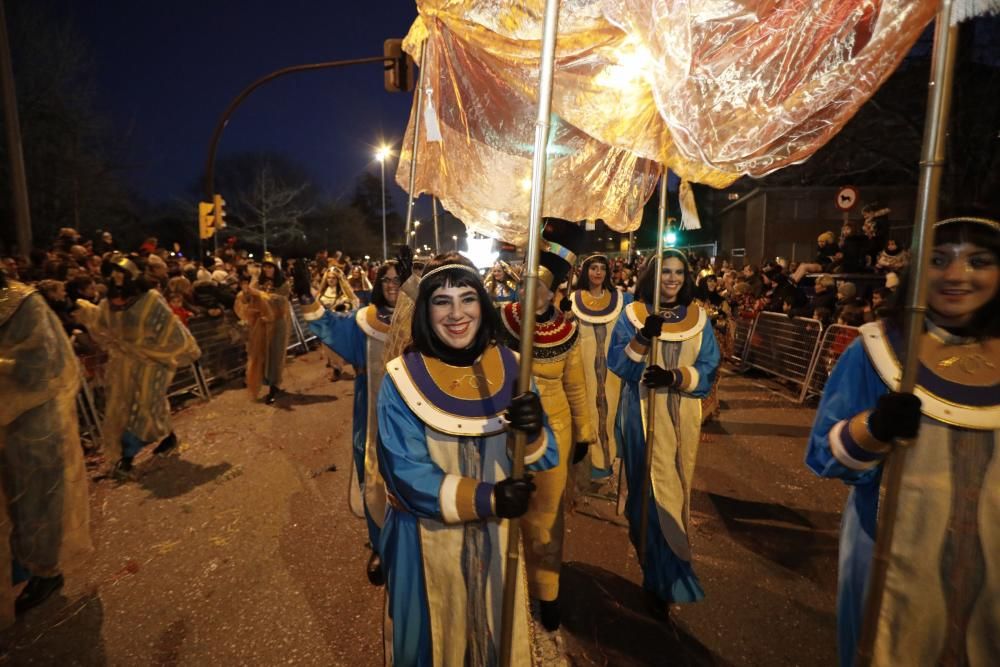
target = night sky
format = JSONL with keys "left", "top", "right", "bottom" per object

{"left": 52, "top": 0, "right": 420, "bottom": 207}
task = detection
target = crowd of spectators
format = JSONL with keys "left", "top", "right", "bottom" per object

{"left": 1, "top": 228, "right": 389, "bottom": 364}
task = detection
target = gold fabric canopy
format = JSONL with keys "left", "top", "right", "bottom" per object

{"left": 397, "top": 1, "right": 934, "bottom": 245}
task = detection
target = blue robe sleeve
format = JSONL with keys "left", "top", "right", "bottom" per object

{"left": 608, "top": 310, "right": 646, "bottom": 383}
{"left": 377, "top": 376, "right": 446, "bottom": 519}
{"left": 805, "top": 340, "right": 888, "bottom": 485}
{"left": 307, "top": 309, "right": 366, "bottom": 367}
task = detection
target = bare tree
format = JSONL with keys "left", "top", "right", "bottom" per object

{"left": 232, "top": 162, "right": 314, "bottom": 253}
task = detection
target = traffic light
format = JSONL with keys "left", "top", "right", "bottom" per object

{"left": 384, "top": 39, "right": 415, "bottom": 93}
{"left": 213, "top": 193, "right": 227, "bottom": 230}
{"left": 199, "top": 201, "right": 215, "bottom": 240}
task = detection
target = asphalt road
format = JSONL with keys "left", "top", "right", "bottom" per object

{"left": 1, "top": 352, "right": 847, "bottom": 666}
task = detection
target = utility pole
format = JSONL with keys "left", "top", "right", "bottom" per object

{"left": 0, "top": 0, "right": 32, "bottom": 255}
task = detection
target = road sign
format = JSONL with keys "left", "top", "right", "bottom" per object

{"left": 836, "top": 186, "right": 859, "bottom": 211}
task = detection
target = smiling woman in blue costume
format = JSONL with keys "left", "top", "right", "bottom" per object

{"left": 571, "top": 253, "right": 633, "bottom": 480}
{"left": 608, "top": 249, "right": 721, "bottom": 616}
{"left": 294, "top": 259, "right": 405, "bottom": 586}
{"left": 376, "top": 253, "right": 558, "bottom": 666}
{"left": 806, "top": 216, "right": 1000, "bottom": 667}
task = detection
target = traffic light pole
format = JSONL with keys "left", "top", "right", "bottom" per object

{"left": 201, "top": 55, "right": 396, "bottom": 255}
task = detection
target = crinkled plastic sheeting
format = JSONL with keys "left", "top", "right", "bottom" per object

{"left": 606, "top": 0, "right": 936, "bottom": 177}
{"left": 396, "top": 9, "right": 664, "bottom": 246}
{"left": 397, "top": 1, "right": 933, "bottom": 245}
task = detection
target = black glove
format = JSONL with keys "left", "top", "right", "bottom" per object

{"left": 572, "top": 442, "right": 589, "bottom": 465}
{"left": 642, "top": 364, "right": 679, "bottom": 389}
{"left": 506, "top": 391, "right": 543, "bottom": 442}
{"left": 559, "top": 297, "right": 572, "bottom": 312}
{"left": 868, "top": 392, "right": 922, "bottom": 442}
{"left": 396, "top": 245, "right": 413, "bottom": 284}
{"left": 640, "top": 314, "right": 666, "bottom": 340}
{"left": 291, "top": 261, "right": 313, "bottom": 302}
{"left": 493, "top": 476, "right": 536, "bottom": 519}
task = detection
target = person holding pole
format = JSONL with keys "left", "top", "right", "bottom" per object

{"left": 376, "top": 254, "right": 558, "bottom": 666}
{"left": 608, "top": 248, "right": 721, "bottom": 616}
{"left": 499, "top": 219, "right": 594, "bottom": 632}
{"left": 806, "top": 216, "right": 1000, "bottom": 667}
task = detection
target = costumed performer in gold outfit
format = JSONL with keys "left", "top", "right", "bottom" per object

{"left": 74, "top": 254, "right": 201, "bottom": 479}
{"left": 235, "top": 253, "right": 292, "bottom": 404}
{"left": 499, "top": 219, "right": 595, "bottom": 632}
{"left": 0, "top": 272, "right": 92, "bottom": 625}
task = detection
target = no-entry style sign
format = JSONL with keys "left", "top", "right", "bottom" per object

{"left": 836, "top": 186, "right": 859, "bottom": 211}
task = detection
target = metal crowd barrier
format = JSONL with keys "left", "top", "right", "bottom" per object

{"left": 731, "top": 315, "right": 756, "bottom": 364}
{"left": 743, "top": 312, "right": 824, "bottom": 403}
{"left": 289, "top": 298, "right": 318, "bottom": 353}
{"left": 188, "top": 312, "right": 248, "bottom": 384}
{"left": 804, "top": 324, "right": 861, "bottom": 400}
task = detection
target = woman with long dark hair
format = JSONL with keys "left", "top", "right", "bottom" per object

{"left": 806, "top": 216, "right": 1000, "bottom": 667}
{"left": 296, "top": 259, "right": 405, "bottom": 585}
{"left": 571, "top": 253, "right": 633, "bottom": 479}
{"left": 376, "top": 253, "right": 557, "bottom": 665}
{"left": 608, "top": 248, "right": 721, "bottom": 616}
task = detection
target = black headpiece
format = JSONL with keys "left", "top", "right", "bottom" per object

{"left": 538, "top": 218, "right": 585, "bottom": 290}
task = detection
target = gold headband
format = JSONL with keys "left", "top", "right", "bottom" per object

{"left": 419, "top": 263, "right": 481, "bottom": 284}
{"left": 935, "top": 216, "right": 1000, "bottom": 232}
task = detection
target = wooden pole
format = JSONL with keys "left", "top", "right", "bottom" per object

{"left": 499, "top": 0, "right": 560, "bottom": 664}
{"left": 638, "top": 173, "right": 668, "bottom": 566}
{"left": 855, "top": 3, "right": 958, "bottom": 664}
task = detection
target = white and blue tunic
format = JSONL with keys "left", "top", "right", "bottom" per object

{"left": 608, "top": 300, "right": 720, "bottom": 604}
{"left": 377, "top": 345, "right": 558, "bottom": 666}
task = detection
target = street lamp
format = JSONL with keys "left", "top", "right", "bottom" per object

{"left": 412, "top": 220, "right": 421, "bottom": 250}
{"left": 375, "top": 145, "right": 391, "bottom": 261}
{"left": 452, "top": 234, "right": 459, "bottom": 251}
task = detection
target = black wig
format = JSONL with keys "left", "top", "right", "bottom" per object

{"left": 578, "top": 254, "right": 615, "bottom": 293}
{"left": 409, "top": 253, "right": 500, "bottom": 362}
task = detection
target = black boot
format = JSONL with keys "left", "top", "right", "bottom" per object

{"left": 112, "top": 456, "right": 134, "bottom": 481}
{"left": 264, "top": 386, "right": 280, "bottom": 405}
{"left": 153, "top": 432, "right": 178, "bottom": 455}
{"left": 15, "top": 574, "right": 64, "bottom": 616}
{"left": 366, "top": 551, "right": 384, "bottom": 587}
{"left": 539, "top": 598, "right": 560, "bottom": 631}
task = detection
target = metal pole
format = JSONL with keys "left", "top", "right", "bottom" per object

{"left": 403, "top": 46, "right": 429, "bottom": 247}
{"left": 380, "top": 159, "right": 388, "bottom": 262}
{"left": 0, "top": 0, "right": 32, "bottom": 255}
{"left": 855, "top": 3, "right": 957, "bottom": 664}
{"left": 432, "top": 196, "right": 441, "bottom": 255}
{"left": 499, "top": 0, "right": 560, "bottom": 664}
{"left": 638, "top": 173, "right": 668, "bottom": 567}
